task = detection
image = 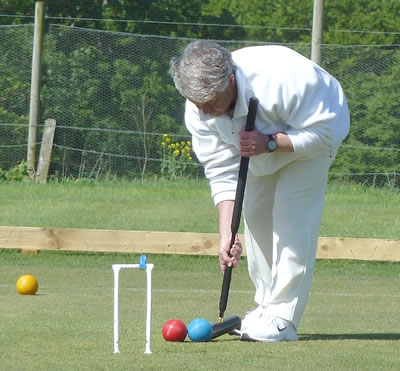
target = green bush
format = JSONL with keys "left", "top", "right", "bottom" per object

{"left": 0, "top": 160, "right": 29, "bottom": 182}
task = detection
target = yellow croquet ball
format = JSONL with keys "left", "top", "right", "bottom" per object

{"left": 16, "top": 274, "right": 39, "bottom": 295}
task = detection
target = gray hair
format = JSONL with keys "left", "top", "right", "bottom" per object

{"left": 170, "top": 40, "right": 235, "bottom": 104}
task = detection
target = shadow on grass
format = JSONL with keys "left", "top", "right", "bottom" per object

{"left": 300, "top": 333, "right": 400, "bottom": 341}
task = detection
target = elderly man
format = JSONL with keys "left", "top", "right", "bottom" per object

{"left": 170, "top": 40, "right": 349, "bottom": 342}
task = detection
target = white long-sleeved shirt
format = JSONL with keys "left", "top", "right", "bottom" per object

{"left": 185, "top": 45, "right": 350, "bottom": 205}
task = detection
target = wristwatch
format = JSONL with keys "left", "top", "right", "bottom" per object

{"left": 266, "top": 134, "right": 277, "bottom": 152}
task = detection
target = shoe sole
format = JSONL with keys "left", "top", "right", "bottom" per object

{"left": 240, "top": 331, "right": 298, "bottom": 343}
{"left": 229, "top": 329, "right": 241, "bottom": 336}
{"left": 240, "top": 333, "right": 260, "bottom": 342}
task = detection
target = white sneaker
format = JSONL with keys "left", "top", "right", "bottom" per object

{"left": 229, "top": 305, "right": 265, "bottom": 336}
{"left": 241, "top": 306, "right": 265, "bottom": 333}
{"left": 229, "top": 306, "right": 265, "bottom": 336}
{"left": 241, "top": 316, "right": 298, "bottom": 342}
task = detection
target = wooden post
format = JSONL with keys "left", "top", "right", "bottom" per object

{"left": 311, "top": 0, "right": 325, "bottom": 65}
{"left": 27, "top": 1, "right": 45, "bottom": 178}
{"left": 36, "top": 118, "right": 56, "bottom": 184}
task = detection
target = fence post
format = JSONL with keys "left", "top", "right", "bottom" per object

{"left": 311, "top": 0, "right": 325, "bottom": 65}
{"left": 27, "top": 1, "right": 45, "bottom": 178}
{"left": 36, "top": 118, "right": 56, "bottom": 184}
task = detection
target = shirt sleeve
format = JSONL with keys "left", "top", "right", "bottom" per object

{"left": 270, "top": 55, "right": 349, "bottom": 154}
{"left": 185, "top": 101, "right": 240, "bottom": 205}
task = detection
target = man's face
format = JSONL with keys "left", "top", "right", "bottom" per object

{"left": 192, "top": 74, "right": 237, "bottom": 117}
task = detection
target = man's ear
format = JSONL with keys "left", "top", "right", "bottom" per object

{"left": 229, "top": 73, "right": 235, "bottom": 85}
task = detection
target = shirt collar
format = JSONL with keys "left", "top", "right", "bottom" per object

{"left": 232, "top": 66, "right": 250, "bottom": 119}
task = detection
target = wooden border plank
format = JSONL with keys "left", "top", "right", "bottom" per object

{"left": 317, "top": 237, "right": 400, "bottom": 262}
{"left": 1, "top": 226, "right": 399, "bottom": 262}
{"left": 0, "top": 226, "right": 221, "bottom": 256}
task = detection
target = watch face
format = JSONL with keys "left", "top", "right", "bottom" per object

{"left": 268, "top": 140, "right": 277, "bottom": 151}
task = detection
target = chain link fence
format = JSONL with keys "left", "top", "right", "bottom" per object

{"left": 0, "top": 24, "right": 399, "bottom": 186}
{"left": 0, "top": 25, "right": 33, "bottom": 172}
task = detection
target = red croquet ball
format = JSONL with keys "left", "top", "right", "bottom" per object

{"left": 162, "top": 319, "right": 187, "bottom": 342}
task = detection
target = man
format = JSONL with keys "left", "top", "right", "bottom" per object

{"left": 170, "top": 40, "right": 350, "bottom": 342}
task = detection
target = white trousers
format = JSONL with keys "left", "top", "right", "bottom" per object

{"left": 243, "top": 149, "right": 337, "bottom": 329}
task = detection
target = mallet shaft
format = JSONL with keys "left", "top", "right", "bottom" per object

{"left": 218, "top": 97, "right": 258, "bottom": 321}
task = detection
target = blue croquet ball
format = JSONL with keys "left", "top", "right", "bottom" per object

{"left": 187, "top": 318, "right": 212, "bottom": 342}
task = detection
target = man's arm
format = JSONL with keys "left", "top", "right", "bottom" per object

{"left": 217, "top": 200, "right": 242, "bottom": 272}
{"left": 239, "top": 128, "right": 294, "bottom": 157}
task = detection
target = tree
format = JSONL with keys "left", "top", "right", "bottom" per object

{"left": 0, "top": 0, "right": 399, "bottom": 181}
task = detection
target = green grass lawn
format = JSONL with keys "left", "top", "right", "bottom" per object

{"left": 1, "top": 250, "right": 399, "bottom": 370}
{"left": 0, "top": 180, "right": 399, "bottom": 239}
{"left": 1, "top": 180, "right": 399, "bottom": 369}
{"left": 321, "top": 183, "right": 400, "bottom": 239}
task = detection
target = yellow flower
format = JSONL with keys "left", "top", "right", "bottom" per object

{"left": 185, "top": 146, "right": 191, "bottom": 152}
{"left": 187, "top": 141, "right": 191, "bottom": 146}
{"left": 171, "top": 143, "right": 175, "bottom": 148}
{"left": 188, "top": 156, "right": 192, "bottom": 161}
{"left": 166, "top": 137, "right": 171, "bottom": 143}
{"left": 161, "top": 141, "right": 166, "bottom": 146}
{"left": 174, "top": 149, "right": 180, "bottom": 156}
{"left": 163, "top": 134, "right": 168, "bottom": 138}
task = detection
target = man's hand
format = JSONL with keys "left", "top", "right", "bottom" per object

{"left": 239, "top": 127, "right": 268, "bottom": 156}
{"left": 219, "top": 235, "right": 243, "bottom": 273}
